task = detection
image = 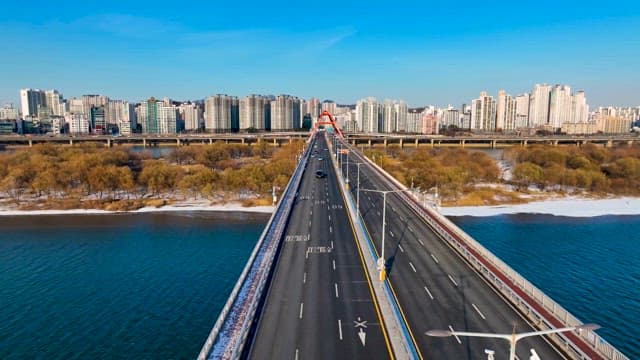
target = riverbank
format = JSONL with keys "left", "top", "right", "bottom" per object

{"left": 440, "top": 196, "right": 640, "bottom": 217}
{"left": 0, "top": 199, "right": 275, "bottom": 216}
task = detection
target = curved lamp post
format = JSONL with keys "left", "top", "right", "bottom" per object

{"left": 425, "top": 323, "right": 600, "bottom": 360}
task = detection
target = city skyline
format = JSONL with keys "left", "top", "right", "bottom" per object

{"left": 1, "top": 2, "right": 639, "bottom": 108}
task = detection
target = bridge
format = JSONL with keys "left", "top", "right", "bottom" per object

{"left": 0, "top": 132, "right": 637, "bottom": 150}
{"left": 197, "top": 112, "right": 628, "bottom": 359}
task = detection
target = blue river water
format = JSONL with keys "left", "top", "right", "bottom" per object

{"left": 0, "top": 212, "right": 637, "bottom": 358}
{"left": 448, "top": 214, "right": 640, "bottom": 359}
{"left": 0, "top": 212, "right": 267, "bottom": 360}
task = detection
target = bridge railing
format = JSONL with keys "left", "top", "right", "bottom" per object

{"left": 198, "top": 137, "right": 312, "bottom": 360}
{"left": 348, "top": 142, "right": 628, "bottom": 360}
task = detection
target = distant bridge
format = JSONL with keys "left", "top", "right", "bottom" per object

{"left": 0, "top": 133, "right": 637, "bottom": 149}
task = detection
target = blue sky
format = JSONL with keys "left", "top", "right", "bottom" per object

{"left": 1, "top": 1, "right": 639, "bottom": 108}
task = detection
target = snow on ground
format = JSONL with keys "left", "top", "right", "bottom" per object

{"left": 440, "top": 196, "right": 640, "bottom": 217}
{"left": 0, "top": 200, "right": 275, "bottom": 216}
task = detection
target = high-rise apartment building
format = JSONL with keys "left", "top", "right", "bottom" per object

{"left": 570, "top": 91, "right": 589, "bottom": 123}
{"left": 270, "top": 95, "right": 301, "bottom": 130}
{"left": 308, "top": 97, "right": 320, "bottom": 119}
{"left": 515, "top": 94, "right": 530, "bottom": 128}
{"left": 528, "top": 84, "right": 551, "bottom": 127}
{"left": 179, "top": 102, "right": 202, "bottom": 131}
{"left": 321, "top": 100, "right": 337, "bottom": 115}
{"left": 157, "top": 105, "right": 178, "bottom": 134}
{"left": 380, "top": 100, "right": 396, "bottom": 133}
{"left": 470, "top": 91, "right": 496, "bottom": 131}
{"left": 239, "top": 95, "right": 268, "bottom": 130}
{"left": 356, "top": 97, "right": 379, "bottom": 133}
{"left": 496, "top": 90, "right": 517, "bottom": 131}
{"left": 138, "top": 98, "right": 159, "bottom": 134}
{"left": 44, "top": 90, "right": 66, "bottom": 116}
{"left": 549, "top": 85, "right": 572, "bottom": 129}
{"left": 20, "top": 88, "right": 46, "bottom": 118}
{"left": 407, "top": 108, "right": 424, "bottom": 133}
{"left": 106, "top": 100, "right": 136, "bottom": 135}
{"left": 205, "top": 94, "right": 233, "bottom": 132}
{"left": 395, "top": 101, "right": 408, "bottom": 133}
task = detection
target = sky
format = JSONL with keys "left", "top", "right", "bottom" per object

{"left": 1, "top": 0, "right": 639, "bottom": 108}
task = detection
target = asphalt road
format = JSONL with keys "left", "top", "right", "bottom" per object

{"left": 246, "top": 134, "right": 393, "bottom": 360}
{"left": 338, "top": 138, "right": 567, "bottom": 360}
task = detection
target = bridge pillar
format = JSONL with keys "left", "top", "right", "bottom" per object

{"left": 399, "top": 138, "right": 404, "bottom": 148}
{"left": 69, "top": 139, "right": 73, "bottom": 146}
{"left": 368, "top": 139, "right": 371, "bottom": 148}
{"left": 491, "top": 140, "right": 496, "bottom": 149}
{"left": 461, "top": 139, "right": 465, "bottom": 148}
{"left": 415, "top": 138, "right": 419, "bottom": 147}
{"left": 106, "top": 138, "right": 112, "bottom": 148}
{"left": 430, "top": 138, "right": 434, "bottom": 147}
{"left": 606, "top": 140, "right": 613, "bottom": 148}
{"left": 552, "top": 140, "right": 559, "bottom": 146}
{"left": 523, "top": 139, "right": 528, "bottom": 147}
{"left": 273, "top": 138, "right": 277, "bottom": 147}
{"left": 143, "top": 138, "right": 147, "bottom": 148}
{"left": 383, "top": 138, "right": 388, "bottom": 148}
{"left": 628, "top": 140, "right": 634, "bottom": 147}
{"left": 241, "top": 138, "right": 245, "bottom": 144}
{"left": 177, "top": 138, "right": 181, "bottom": 147}
{"left": 28, "top": 139, "right": 32, "bottom": 147}
{"left": 209, "top": 138, "right": 213, "bottom": 145}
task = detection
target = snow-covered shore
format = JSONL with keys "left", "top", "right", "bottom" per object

{"left": 440, "top": 196, "right": 640, "bottom": 217}
{"left": 0, "top": 200, "right": 275, "bottom": 216}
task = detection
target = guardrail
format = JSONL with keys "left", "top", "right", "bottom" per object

{"left": 198, "top": 137, "right": 313, "bottom": 360}
{"left": 347, "top": 142, "right": 628, "bottom": 360}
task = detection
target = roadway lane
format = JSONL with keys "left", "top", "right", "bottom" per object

{"left": 337, "top": 139, "right": 566, "bottom": 360}
{"left": 247, "top": 135, "right": 393, "bottom": 360}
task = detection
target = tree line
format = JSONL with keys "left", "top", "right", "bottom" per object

{"left": 507, "top": 144, "right": 640, "bottom": 194}
{"left": 0, "top": 140, "right": 305, "bottom": 209}
{"left": 369, "top": 146, "right": 500, "bottom": 201}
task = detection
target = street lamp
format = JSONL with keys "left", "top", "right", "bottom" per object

{"left": 360, "top": 188, "right": 409, "bottom": 281}
{"left": 425, "top": 323, "right": 601, "bottom": 360}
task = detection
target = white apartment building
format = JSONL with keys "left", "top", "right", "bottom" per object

{"left": 239, "top": 95, "right": 267, "bottom": 130}
{"left": 179, "top": 102, "right": 202, "bottom": 131}
{"left": 571, "top": 91, "right": 589, "bottom": 123}
{"left": 205, "top": 94, "right": 232, "bottom": 132}
{"left": 515, "top": 94, "right": 530, "bottom": 128}
{"left": 549, "top": 85, "right": 572, "bottom": 129}
{"left": 496, "top": 90, "right": 517, "bottom": 131}
{"left": 528, "top": 84, "right": 551, "bottom": 127}
{"left": 356, "top": 97, "right": 379, "bottom": 133}
{"left": 471, "top": 91, "right": 496, "bottom": 131}
{"left": 66, "top": 113, "right": 90, "bottom": 134}
{"left": 270, "top": 95, "right": 301, "bottom": 130}
{"left": 157, "top": 105, "right": 178, "bottom": 134}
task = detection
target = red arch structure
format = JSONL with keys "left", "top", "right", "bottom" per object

{"left": 313, "top": 110, "right": 344, "bottom": 138}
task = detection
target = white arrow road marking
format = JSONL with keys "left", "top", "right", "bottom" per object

{"left": 358, "top": 328, "right": 366, "bottom": 347}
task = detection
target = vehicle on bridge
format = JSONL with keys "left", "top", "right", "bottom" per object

{"left": 315, "top": 170, "right": 326, "bottom": 178}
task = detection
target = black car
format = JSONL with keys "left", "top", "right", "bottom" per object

{"left": 315, "top": 170, "right": 326, "bottom": 178}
